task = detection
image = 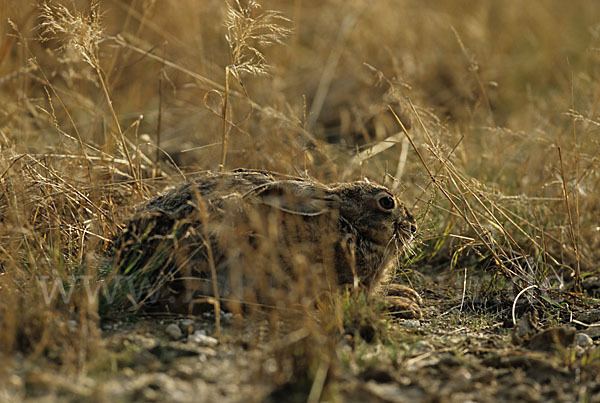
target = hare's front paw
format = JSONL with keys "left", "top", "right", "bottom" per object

{"left": 383, "top": 284, "right": 422, "bottom": 319}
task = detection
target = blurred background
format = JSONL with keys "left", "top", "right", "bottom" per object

{"left": 2, "top": 1, "right": 599, "bottom": 183}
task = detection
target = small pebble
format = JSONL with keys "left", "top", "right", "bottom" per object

{"left": 189, "top": 331, "right": 218, "bottom": 346}
{"left": 180, "top": 319, "right": 194, "bottom": 328}
{"left": 179, "top": 319, "right": 195, "bottom": 334}
{"left": 576, "top": 333, "right": 593, "bottom": 348}
{"left": 402, "top": 320, "right": 421, "bottom": 328}
{"left": 8, "top": 375, "right": 22, "bottom": 388}
{"left": 165, "top": 323, "right": 183, "bottom": 340}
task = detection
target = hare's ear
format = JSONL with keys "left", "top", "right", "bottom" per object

{"left": 245, "top": 181, "right": 340, "bottom": 216}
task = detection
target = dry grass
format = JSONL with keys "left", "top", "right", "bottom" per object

{"left": 1, "top": 0, "right": 600, "bottom": 398}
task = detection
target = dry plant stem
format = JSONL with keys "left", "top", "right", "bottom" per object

{"left": 220, "top": 66, "right": 232, "bottom": 171}
{"left": 512, "top": 285, "right": 538, "bottom": 325}
{"left": 154, "top": 148, "right": 187, "bottom": 181}
{"left": 444, "top": 163, "right": 523, "bottom": 252}
{"left": 444, "top": 170, "right": 520, "bottom": 279}
{"left": 41, "top": 77, "right": 92, "bottom": 185}
{"left": 0, "top": 7, "right": 36, "bottom": 65}
{"left": 132, "top": 117, "right": 146, "bottom": 196}
{"left": 411, "top": 132, "right": 464, "bottom": 209}
{"left": 25, "top": 155, "right": 111, "bottom": 223}
{"left": 195, "top": 189, "right": 221, "bottom": 335}
{"left": 307, "top": 358, "right": 330, "bottom": 403}
{"left": 92, "top": 56, "right": 140, "bottom": 193}
{"left": 393, "top": 136, "right": 409, "bottom": 190}
{"left": 557, "top": 146, "right": 581, "bottom": 291}
{"left": 0, "top": 154, "right": 27, "bottom": 181}
{"left": 155, "top": 68, "right": 164, "bottom": 176}
{"left": 108, "top": 36, "right": 319, "bottom": 145}
{"left": 122, "top": 133, "right": 154, "bottom": 168}
{"left": 575, "top": 90, "right": 600, "bottom": 182}
{"left": 479, "top": 195, "right": 551, "bottom": 257}
{"left": 205, "top": 240, "right": 221, "bottom": 337}
{"left": 351, "top": 132, "right": 404, "bottom": 163}
{"left": 459, "top": 267, "right": 467, "bottom": 312}
{"left": 451, "top": 26, "right": 495, "bottom": 126}
{"left": 389, "top": 105, "right": 509, "bottom": 277}
{"left": 569, "top": 73, "right": 582, "bottom": 285}
{"left": 403, "top": 100, "right": 523, "bottom": 261}
{"left": 436, "top": 141, "right": 576, "bottom": 279}
{"left": 421, "top": 131, "right": 570, "bottom": 269}
{"left": 11, "top": 18, "right": 93, "bottom": 185}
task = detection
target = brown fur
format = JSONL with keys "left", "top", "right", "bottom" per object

{"left": 110, "top": 169, "right": 419, "bottom": 314}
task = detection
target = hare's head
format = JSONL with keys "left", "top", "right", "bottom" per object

{"left": 245, "top": 176, "right": 416, "bottom": 257}
{"left": 334, "top": 181, "right": 416, "bottom": 248}
{"left": 327, "top": 181, "right": 416, "bottom": 288}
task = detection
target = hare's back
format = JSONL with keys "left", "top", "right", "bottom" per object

{"left": 139, "top": 169, "right": 283, "bottom": 216}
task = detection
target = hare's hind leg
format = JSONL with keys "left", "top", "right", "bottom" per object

{"left": 380, "top": 283, "right": 422, "bottom": 319}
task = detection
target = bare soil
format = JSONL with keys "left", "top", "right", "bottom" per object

{"left": 3, "top": 269, "right": 600, "bottom": 403}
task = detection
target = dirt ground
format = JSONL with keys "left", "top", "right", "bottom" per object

{"left": 3, "top": 269, "right": 600, "bottom": 403}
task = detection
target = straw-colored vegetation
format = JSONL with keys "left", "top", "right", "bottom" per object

{"left": 1, "top": 0, "right": 599, "bottom": 401}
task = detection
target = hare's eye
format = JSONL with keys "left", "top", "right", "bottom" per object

{"left": 378, "top": 195, "right": 395, "bottom": 211}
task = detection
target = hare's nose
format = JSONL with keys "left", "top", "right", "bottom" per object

{"left": 403, "top": 207, "right": 417, "bottom": 235}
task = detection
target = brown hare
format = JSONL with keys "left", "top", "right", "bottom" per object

{"left": 108, "top": 169, "right": 421, "bottom": 318}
